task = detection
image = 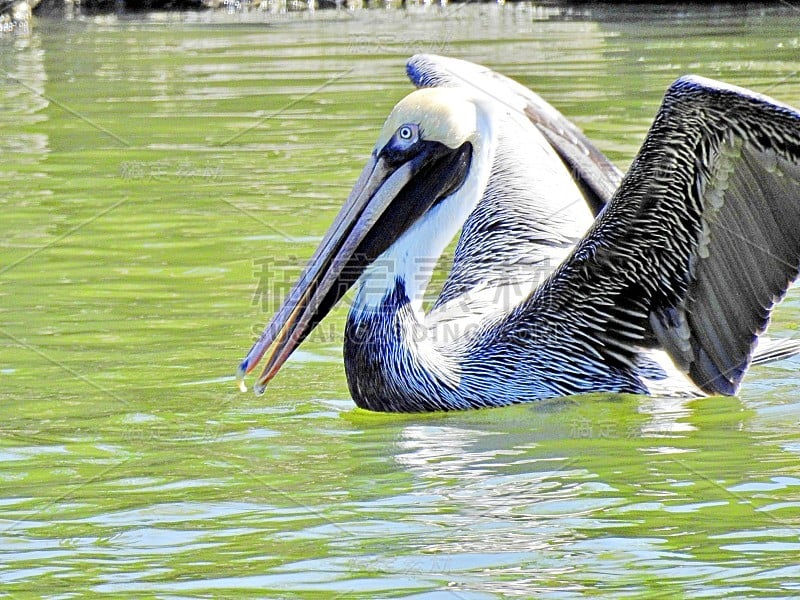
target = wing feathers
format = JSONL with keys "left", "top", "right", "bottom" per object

{"left": 752, "top": 336, "right": 800, "bottom": 365}
{"left": 646, "top": 78, "right": 800, "bottom": 393}
{"left": 518, "top": 75, "right": 800, "bottom": 395}
{"left": 686, "top": 139, "right": 800, "bottom": 391}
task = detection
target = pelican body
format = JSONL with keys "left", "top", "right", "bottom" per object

{"left": 239, "top": 55, "right": 800, "bottom": 412}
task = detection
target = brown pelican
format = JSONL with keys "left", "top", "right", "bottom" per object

{"left": 238, "top": 54, "right": 800, "bottom": 412}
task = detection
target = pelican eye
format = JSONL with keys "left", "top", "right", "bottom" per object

{"left": 381, "top": 123, "right": 423, "bottom": 164}
{"left": 398, "top": 125, "right": 415, "bottom": 141}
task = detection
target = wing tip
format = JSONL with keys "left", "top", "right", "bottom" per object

{"left": 667, "top": 74, "right": 800, "bottom": 120}
{"left": 406, "top": 53, "right": 456, "bottom": 89}
{"left": 406, "top": 54, "right": 433, "bottom": 88}
{"left": 752, "top": 336, "right": 800, "bottom": 365}
{"left": 667, "top": 74, "right": 750, "bottom": 103}
{"left": 692, "top": 347, "right": 746, "bottom": 396}
{"left": 407, "top": 54, "right": 503, "bottom": 94}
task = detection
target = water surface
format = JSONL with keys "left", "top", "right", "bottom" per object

{"left": 2, "top": 4, "right": 800, "bottom": 597}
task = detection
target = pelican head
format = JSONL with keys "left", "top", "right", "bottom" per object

{"left": 238, "top": 87, "right": 492, "bottom": 393}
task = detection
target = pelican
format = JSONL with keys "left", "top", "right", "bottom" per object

{"left": 238, "top": 54, "right": 800, "bottom": 412}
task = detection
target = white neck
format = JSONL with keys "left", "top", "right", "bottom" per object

{"left": 353, "top": 106, "right": 496, "bottom": 315}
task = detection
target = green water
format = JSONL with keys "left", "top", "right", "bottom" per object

{"left": 2, "top": 4, "right": 800, "bottom": 597}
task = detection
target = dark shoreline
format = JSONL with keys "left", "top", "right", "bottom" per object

{"left": 0, "top": 0, "right": 789, "bottom": 36}
{"left": 27, "top": 0, "right": 793, "bottom": 18}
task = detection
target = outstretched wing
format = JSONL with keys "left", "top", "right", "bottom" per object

{"left": 407, "top": 53, "right": 623, "bottom": 213}
{"left": 514, "top": 76, "right": 800, "bottom": 395}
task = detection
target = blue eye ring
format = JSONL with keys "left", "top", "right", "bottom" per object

{"left": 398, "top": 125, "right": 415, "bottom": 141}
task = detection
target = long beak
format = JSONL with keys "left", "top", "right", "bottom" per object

{"left": 237, "top": 142, "right": 472, "bottom": 394}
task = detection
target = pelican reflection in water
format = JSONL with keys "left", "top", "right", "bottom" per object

{"left": 238, "top": 55, "right": 800, "bottom": 412}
